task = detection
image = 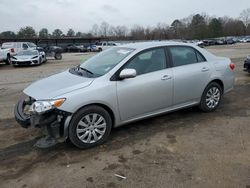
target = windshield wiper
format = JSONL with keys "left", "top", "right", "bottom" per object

{"left": 73, "top": 65, "right": 100, "bottom": 77}
{"left": 79, "top": 66, "right": 94, "bottom": 75}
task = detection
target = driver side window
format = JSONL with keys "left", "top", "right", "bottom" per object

{"left": 124, "top": 48, "right": 166, "bottom": 76}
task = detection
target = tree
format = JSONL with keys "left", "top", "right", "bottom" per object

{"left": 171, "top": 19, "right": 183, "bottom": 38}
{"left": 113, "top": 25, "right": 128, "bottom": 38}
{"left": 67, "top": 28, "right": 75, "bottom": 37}
{"left": 247, "top": 24, "right": 250, "bottom": 35}
{"left": 75, "top": 32, "right": 82, "bottom": 37}
{"left": 99, "top": 22, "right": 109, "bottom": 36}
{"left": 91, "top": 24, "right": 99, "bottom": 36}
{"left": 189, "top": 14, "right": 207, "bottom": 39}
{"left": 17, "top": 26, "right": 37, "bottom": 38}
{"left": 39, "top": 28, "right": 49, "bottom": 38}
{"left": 130, "top": 25, "right": 145, "bottom": 40}
{"left": 208, "top": 18, "right": 223, "bottom": 38}
{"left": 240, "top": 8, "right": 250, "bottom": 27}
{"left": 222, "top": 18, "right": 246, "bottom": 36}
{"left": 0, "top": 31, "right": 16, "bottom": 38}
{"left": 52, "top": 29, "right": 63, "bottom": 37}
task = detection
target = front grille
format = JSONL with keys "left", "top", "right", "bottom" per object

{"left": 17, "top": 61, "right": 32, "bottom": 65}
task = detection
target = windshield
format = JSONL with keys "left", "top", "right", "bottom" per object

{"left": 27, "top": 42, "right": 37, "bottom": 48}
{"left": 79, "top": 47, "right": 134, "bottom": 76}
{"left": 17, "top": 50, "right": 38, "bottom": 56}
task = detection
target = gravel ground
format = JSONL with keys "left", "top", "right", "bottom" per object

{"left": 0, "top": 44, "right": 250, "bottom": 188}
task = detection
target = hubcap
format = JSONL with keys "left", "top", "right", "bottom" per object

{"left": 76, "top": 113, "right": 106, "bottom": 144}
{"left": 206, "top": 87, "right": 220, "bottom": 109}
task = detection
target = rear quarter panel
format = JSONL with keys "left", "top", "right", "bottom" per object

{"left": 210, "top": 57, "right": 235, "bottom": 93}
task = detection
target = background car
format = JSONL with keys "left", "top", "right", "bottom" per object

{"left": 11, "top": 50, "right": 46, "bottom": 66}
{"left": 37, "top": 46, "right": 63, "bottom": 60}
{"left": 95, "top": 41, "right": 118, "bottom": 51}
{"left": 64, "top": 44, "right": 87, "bottom": 52}
{"left": 86, "top": 44, "right": 98, "bottom": 52}
{"left": 243, "top": 55, "right": 250, "bottom": 73}
{"left": 0, "top": 46, "right": 12, "bottom": 65}
{"left": 1, "top": 42, "right": 37, "bottom": 55}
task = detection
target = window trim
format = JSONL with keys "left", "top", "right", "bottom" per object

{"left": 110, "top": 46, "right": 171, "bottom": 81}
{"left": 167, "top": 45, "right": 207, "bottom": 68}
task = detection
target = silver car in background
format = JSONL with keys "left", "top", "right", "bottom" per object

{"left": 14, "top": 41, "right": 235, "bottom": 149}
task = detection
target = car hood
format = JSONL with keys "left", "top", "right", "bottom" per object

{"left": 24, "top": 70, "right": 94, "bottom": 99}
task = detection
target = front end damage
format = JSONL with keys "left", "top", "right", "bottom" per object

{"left": 14, "top": 96, "right": 72, "bottom": 148}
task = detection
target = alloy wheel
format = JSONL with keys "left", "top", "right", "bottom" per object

{"left": 206, "top": 87, "right": 221, "bottom": 109}
{"left": 76, "top": 113, "right": 107, "bottom": 144}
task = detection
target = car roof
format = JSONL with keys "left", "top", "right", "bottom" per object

{"left": 121, "top": 41, "right": 197, "bottom": 50}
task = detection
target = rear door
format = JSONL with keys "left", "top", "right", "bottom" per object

{"left": 116, "top": 47, "right": 173, "bottom": 121}
{"left": 168, "top": 46, "right": 211, "bottom": 105}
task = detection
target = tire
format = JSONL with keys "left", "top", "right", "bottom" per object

{"left": 44, "top": 56, "right": 47, "bottom": 63}
{"left": 98, "top": 48, "right": 102, "bottom": 52}
{"left": 199, "top": 82, "right": 222, "bottom": 112}
{"left": 69, "top": 105, "right": 112, "bottom": 149}
{"left": 55, "top": 53, "right": 62, "bottom": 60}
{"left": 38, "top": 57, "right": 42, "bottom": 65}
{"left": 5, "top": 54, "right": 11, "bottom": 65}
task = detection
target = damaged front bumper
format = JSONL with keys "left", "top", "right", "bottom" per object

{"left": 14, "top": 96, "right": 72, "bottom": 147}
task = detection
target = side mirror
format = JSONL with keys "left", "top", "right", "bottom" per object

{"left": 119, "top": 68, "right": 137, "bottom": 79}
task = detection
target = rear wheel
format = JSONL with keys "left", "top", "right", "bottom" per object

{"left": 199, "top": 82, "right": 222, "bottom": 112}
{"left": 69, "top": 106, "right": 112, "bottom": 149}
{"left": 55, "top": 53, "right": 62, "bottom": 60}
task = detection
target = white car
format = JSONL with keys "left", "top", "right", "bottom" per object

{"left": 95, "top": 41, "right": 119, "bottom": 51}
{"left": 0, "top": 47, "right": 12, "bottom": 64}
{"left": 1, "top": 42, "right": 37, "bottom": 55}
{"left": 11, "top": 50, "right": 46, "bottom": 66}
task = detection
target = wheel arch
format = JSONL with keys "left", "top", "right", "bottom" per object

{"left": 63, "top": 103, "right": 116, "bottom": 138}
{"left": 82, "top": 103, "right": 115, "bottom": 127}
{"left": 208, "top": 79, "right": 224, "bottom": 93}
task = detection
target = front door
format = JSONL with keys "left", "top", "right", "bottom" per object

{"left": 116, "top": 47, "right": 173, "bottom": 121}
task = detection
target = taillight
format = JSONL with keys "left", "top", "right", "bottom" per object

{"left": 229, "top": 63, "right": 235, "bottom": 70}
{"left": 11, "top": 48, "right": 15, "bottom": 53}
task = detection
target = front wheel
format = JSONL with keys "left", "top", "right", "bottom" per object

{"left": 69, "top": 106, "right": 112, "bottom": 149}
{"left": 199, "top": 82, "right": 222, "bottom": 112}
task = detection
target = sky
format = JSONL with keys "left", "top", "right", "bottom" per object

{"left": 0, "top": 0, "right": 249, "bottom": 33}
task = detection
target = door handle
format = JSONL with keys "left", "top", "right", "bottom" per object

{"left": 201, "top": 67, "right": 209, "bottom": 72}
{"left": 161, "top": 75, "right": 172, "bottom": 80}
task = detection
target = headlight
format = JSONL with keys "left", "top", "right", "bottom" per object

{"left": 29, "top": 98, "right": 66, "bottom": 114}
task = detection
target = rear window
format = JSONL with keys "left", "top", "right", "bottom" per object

{"left": 169, "top": 46, "right": 206, "bottom": 67}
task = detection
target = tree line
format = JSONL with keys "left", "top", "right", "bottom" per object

{"left": 1, "top": 8, "right": 250, "bottom": 40}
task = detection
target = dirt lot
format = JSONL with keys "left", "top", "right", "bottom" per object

{"left": 0, "top": 44, "right": 250, "bottom": 188}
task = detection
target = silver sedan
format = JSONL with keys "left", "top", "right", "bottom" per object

{"left": 15, "top": 41, "right": 235, "bottom": 149}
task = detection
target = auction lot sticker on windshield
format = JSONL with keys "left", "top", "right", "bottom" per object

{"left": 117, "top": 49, "right": 133, "bottom": 55}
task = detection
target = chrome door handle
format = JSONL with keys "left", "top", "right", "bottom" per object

{"left": 161, "top": 75, "right": 172, "bottom": 80}
{"left": 201, "top": 67, "right": 209, "bottom": 72}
